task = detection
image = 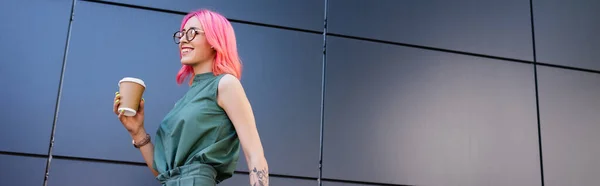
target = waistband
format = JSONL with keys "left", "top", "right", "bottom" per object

{"left": 156, "top": 163, "right": 217, "bottom": 184}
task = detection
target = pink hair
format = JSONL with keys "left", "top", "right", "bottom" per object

{"left": 176, "top": 9, "right": 242, "bottom": 85}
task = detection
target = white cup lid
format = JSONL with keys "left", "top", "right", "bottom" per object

{"left": 119, "top": 77, "right": 146, "bottom": 88}
{"left": 118, "top": 107, "right": 137, "bottom": 116}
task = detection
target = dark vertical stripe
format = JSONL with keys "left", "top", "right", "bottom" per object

{"left": 318, "top": 0, "right": 329, "bottom": 185}
{"left": 43, "top": 0, "right": 77, "bottom": 185}
{"left": 530, "top": 0, "right": 545, "bottom": 185}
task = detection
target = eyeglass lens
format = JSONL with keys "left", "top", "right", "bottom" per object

{"left": 173, "top": 29, "right": 197, "bottom": 44}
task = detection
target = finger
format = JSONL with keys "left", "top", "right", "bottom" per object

{"left": 138, "top": 98, "right": 145, "bottom": 115}
{"left": 118, "top": 109, "right": 124, "bottom": 120}
{"left": 113, "top": 93, "right": 120, "bottom": 111}
{"left": 113, "top": 99, "right": 120, "bottom": 115}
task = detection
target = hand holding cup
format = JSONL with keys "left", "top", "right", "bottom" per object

{"left": 113, "top": 77, "right": 146, "bottom": 136}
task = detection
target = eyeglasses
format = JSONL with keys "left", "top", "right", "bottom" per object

{"left": 173, "top": 27, "right": 204, "bottom": 44}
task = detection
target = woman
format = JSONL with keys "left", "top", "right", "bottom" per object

{"left": 113, "top": 9, "right": 269, "bottom": 186}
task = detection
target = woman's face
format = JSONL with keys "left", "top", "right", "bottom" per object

{"left": 177, "top": 17, "right": 215, "bottom": 66}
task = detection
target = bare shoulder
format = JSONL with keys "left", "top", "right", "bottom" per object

{"left": 218, "top": 73, "right": 243, "bottom": 92}
{"left": 217, "top": 74, "right": 247, "bottom": 108}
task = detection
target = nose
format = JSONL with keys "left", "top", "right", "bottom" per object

{"left": 178, "top": 35, "right": 187, "bottom": 44}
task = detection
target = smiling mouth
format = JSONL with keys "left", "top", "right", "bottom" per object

{"left": 181, "top": 48, "right": 194, "bottom": 55}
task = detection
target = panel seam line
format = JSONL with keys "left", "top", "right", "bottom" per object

{"left": 42, "top": 0, "right": 76, "bottom": 185}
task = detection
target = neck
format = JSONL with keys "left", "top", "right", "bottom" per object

{"left": 192, "top": 59, "right": 213, "bottom": 75}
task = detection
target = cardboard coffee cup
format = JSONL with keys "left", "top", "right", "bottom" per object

{"left": 118, "top": 77, "right": 146, "bottom": 116}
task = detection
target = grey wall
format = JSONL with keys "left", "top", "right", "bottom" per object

{"left": 1, "top": 0, "right": 599, "bottom": 185}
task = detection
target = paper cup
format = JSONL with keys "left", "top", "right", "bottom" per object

{"left": 118, "top": 77, "right": 146, "bottom": 116}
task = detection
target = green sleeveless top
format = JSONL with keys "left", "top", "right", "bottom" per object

{"left": 153, "top": 72, "right": 240, "bottom": 183}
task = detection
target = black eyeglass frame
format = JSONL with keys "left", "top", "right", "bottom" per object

{"left": 173, "top": 27, "right": 204, "bottom": 44}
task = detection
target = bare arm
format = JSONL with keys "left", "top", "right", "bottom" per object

{"left": 130, "top": 130, "right": 159, "bottom": 177}
{"left": 217, "top": 74, "right": 269, "bottom": 186}
{"left": 115, "top": 96, "right": 159, "bottom": 177}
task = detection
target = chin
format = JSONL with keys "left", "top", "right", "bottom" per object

{"left": 180, "top": 59, "right": 196, "bottom": 65}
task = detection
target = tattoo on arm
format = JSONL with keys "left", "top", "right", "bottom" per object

{"left": 250, "top": 167, "right": 269, "bottom": 186}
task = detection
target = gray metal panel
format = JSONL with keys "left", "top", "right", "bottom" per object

{"left": 328, "top": 0, "right": 533, "bottom": 61}
{"left": 99, "top": 0, "right": 324, "bottom": 32}
{"left": 53, "top": 1, "right": 189, "bottom": 162}
{"left": 46, "top": 159, "right": 160, "bottom": 186}
{"left": 322, "top": 36, "right": 540, "bottom": 186}
{"left": 232, "top": 23, "right": 323, "bottom": 177}
{"left": 219, "top": 174, "right": 317, "bottom": 186}
{"left": 0, "top": 154, "right": 46, "bottom": 186}
{"left": 0, "top": 0, "right": 72, "bottom": 154}
{"left": 538, "top": 66, "right": 600, "bottom": 186}
{"left": 533, "top": 0, "right": 600, "bottom": 71}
